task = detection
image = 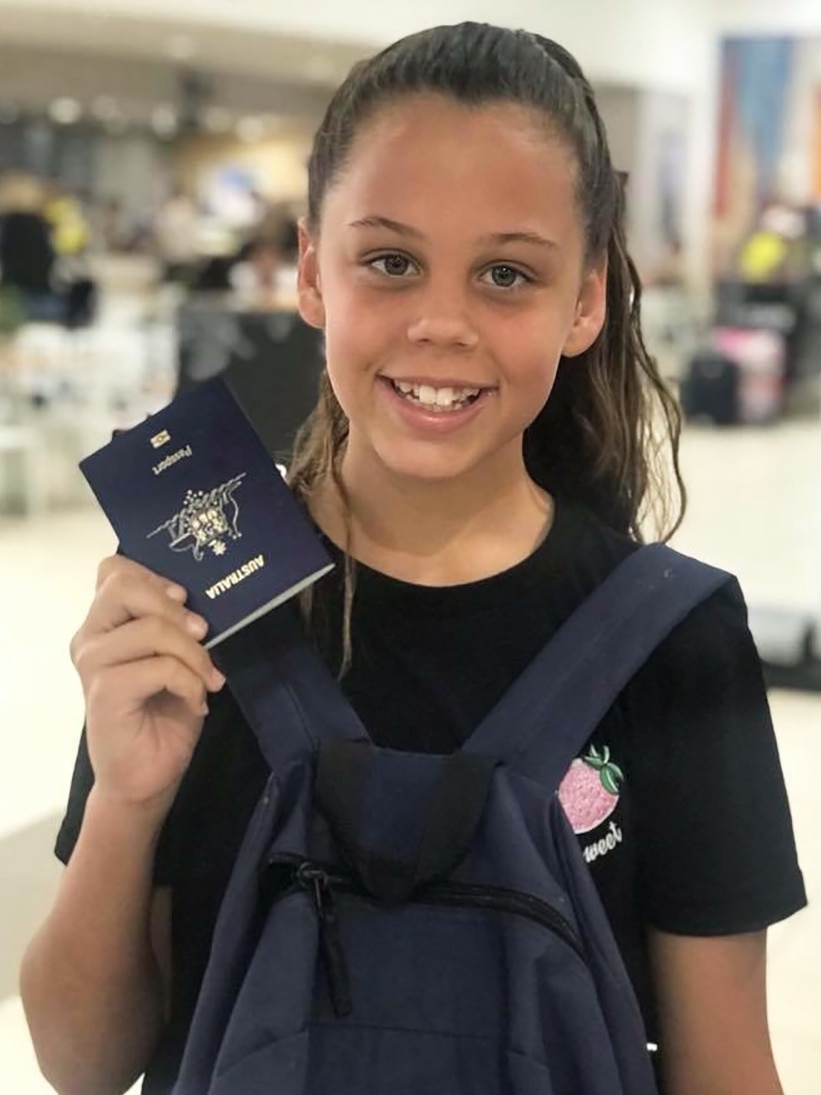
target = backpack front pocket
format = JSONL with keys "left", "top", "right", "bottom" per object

{"left": 217, "top": 858, "right": 625, "bottom": 1094}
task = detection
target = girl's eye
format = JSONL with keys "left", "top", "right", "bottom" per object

{"left": 368, "top": 254, "right": 417, "bottom": 277}
{"left": 482, "top": 264, "right": 530, "bottom": 290}
{"left": 481, "top": 260, "right": 534, "bottom": 286}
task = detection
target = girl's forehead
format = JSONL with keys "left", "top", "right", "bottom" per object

{"left": 321, "top": 95, "right": 579, "bottom": 238}
{"left": 348, "top": 94, "right": 564, "bottom": 169}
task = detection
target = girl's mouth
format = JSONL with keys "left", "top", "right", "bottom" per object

{"left": 385, "top": 378, "right": 486, "bottom": 413}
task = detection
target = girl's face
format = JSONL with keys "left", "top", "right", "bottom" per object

{"left": 298, "top": 95, "right": 606, "bottom": 488}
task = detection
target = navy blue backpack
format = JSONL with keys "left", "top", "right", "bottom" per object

{"left": 172, "top": 545, "right": 729, "bottom": 1094}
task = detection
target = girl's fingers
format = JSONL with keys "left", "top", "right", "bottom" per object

{"left": 89, "top": 657, "right": 210, "bottom": 722}
{"left": 84, "top": 565, "right": 188, "bottom": 635}
{"left": 74, "top": 616, "right": 224, "bottom": 693}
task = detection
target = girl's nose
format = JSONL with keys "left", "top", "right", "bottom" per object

{"left": 406, "top": 285, "right": 479, "bottom": 351}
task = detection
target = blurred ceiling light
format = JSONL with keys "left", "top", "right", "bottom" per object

{"left": 167, "top": 34, "right": 196, "bottom": 62}
{"left": 152, "top": 104, "right": 179, "bottom": 137}
{"left": 236, "top": 115, "right": 266, "bottom": 143}
{"left": 91, "top": 96, "right": 119, "bottom": 122}
{"left": 203, "top": 106, "right": 232, "bottom": 134}
{"left": 49, "top": 98, "right": 82, "bottom": 125}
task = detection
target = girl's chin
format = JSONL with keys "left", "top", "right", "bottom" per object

{"left": 365, "top": 440, "right": 492, "bottom": 488}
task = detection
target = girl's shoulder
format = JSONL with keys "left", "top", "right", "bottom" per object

{"left": 552, "top": 499, "right": 755, "bottom": 696}
{"left": 551, "top": 496, "right": 744, "bottom": 603}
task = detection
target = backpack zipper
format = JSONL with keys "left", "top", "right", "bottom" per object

{"left": 409, "top": 880, "right": 586, "bottom": 963}
{"left": 267, "top": 857, "right": 586, "bottom": 1019}
{"left": 296, "top": 863, "right": 353, "bottom": 1018}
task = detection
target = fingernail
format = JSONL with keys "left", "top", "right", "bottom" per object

{"left": 209, "top": 668, "right": 226, "bottom": 691}
{"left": 185, "top": 615, "right": 208, "bottom": 638}
{"left": 199, "top": 700, "right": 210, "bottom": 717}
{"left": 166, "top": 585, "right": 187, "bottom": 602}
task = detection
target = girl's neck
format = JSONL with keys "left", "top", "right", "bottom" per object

{"left": 309, "top": 441, "right": 554, "bottom": 587}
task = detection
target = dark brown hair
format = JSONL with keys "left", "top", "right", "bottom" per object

{"left": 289, "top": 23, "right": 685, "bottom": 544}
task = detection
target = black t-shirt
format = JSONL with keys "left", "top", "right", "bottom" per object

{"left": 55, "top": 499, "right": 807, "bottom": 1093}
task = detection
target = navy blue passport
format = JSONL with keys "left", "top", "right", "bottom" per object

{"left": 79, "top": 378, "right": 334, "bottom": 647}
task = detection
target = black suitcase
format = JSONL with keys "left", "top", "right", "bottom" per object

{"left": 681, "top": 351, "right": 739, "bottom": 425}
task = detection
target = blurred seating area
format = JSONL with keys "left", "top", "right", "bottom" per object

{"left": 0, "top": 163, "right": 312, "bottom": 515}
{"left": 0, "top": 249, "right": 176, "bottom": 514}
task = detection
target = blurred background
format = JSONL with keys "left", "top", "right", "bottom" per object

{"left": 0, "top": 1, "right": 819, "bottom": 1091}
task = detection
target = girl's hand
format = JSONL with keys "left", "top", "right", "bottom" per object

{"left": 70, "top": 556, "right": 226, "bottom": 816}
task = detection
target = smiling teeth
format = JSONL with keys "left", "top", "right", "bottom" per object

{"left": 392, "top": 380, "right": 481, "bottom": 410}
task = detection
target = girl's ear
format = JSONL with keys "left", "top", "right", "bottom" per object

{"left": 297, "top": 219, "right": 326, "bottom": 330}
{"left": 562, "top": 259, "right": 608, "bottom": 358}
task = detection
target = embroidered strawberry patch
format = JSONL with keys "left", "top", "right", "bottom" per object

{"left": 558, "top": 745, "right": 624, "bottom": 835}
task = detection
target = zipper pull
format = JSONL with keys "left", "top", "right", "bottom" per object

{"left": 297, "top": 864, "right": 353, "bottom": 1018}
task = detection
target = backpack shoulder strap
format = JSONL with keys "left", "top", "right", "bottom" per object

{"left": 464, "top": 544, "right": 732, "bottom": 791}
{"left": 212, "top": 603, "right": 368, "bottom": 772}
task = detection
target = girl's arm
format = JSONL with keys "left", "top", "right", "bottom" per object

{"left": 650, "top": 928, "right": 784, "bottom": 1095}
{"left": 20, "top": 789, "right": 173, "bottom": 1095}
{"left": 22, "top": 553, "right": 218, "bottom": 1093}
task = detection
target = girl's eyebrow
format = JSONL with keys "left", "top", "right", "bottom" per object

{"left": 348, "top": 217, "right": 559, "bottom": 251}
{"left": 482, "top": 230, "right": 560, "bottom": 251}
{"left": 348, "top": 215, "right": 424, "bottom": 238}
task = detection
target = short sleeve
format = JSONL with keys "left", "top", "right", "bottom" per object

{"left": 630, "top": 578, "right": 807, "bottom": 936}
{"left": 54, "top": 728, "right": 179, "bottom": 887}
{"left": 54, "top": 728, "right": 95, "bottom": 866}
{"left": 55, "top": 688, "right": 267, "bottom": 890}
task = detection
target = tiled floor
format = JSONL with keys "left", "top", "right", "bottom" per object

{"left": 1, "top": 417, "right": 819, "bottom": 1091}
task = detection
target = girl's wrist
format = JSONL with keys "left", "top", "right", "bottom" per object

{"left": 84, "top": 784, "right": 173, "bottom": 846}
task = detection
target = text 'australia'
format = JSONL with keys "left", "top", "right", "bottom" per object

{"left": 152, "top": 445, "right": 192, "bottom": 476}
{"left": 205, "top": 555, "right": 265, "bottom": 599}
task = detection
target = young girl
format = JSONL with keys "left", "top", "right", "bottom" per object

{"left": 23, "top": 23, "right": 805, "bottom": 1095}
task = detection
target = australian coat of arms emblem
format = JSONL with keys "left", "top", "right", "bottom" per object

{"left": 148, "top": 474, "right": 246, "bottom": 561}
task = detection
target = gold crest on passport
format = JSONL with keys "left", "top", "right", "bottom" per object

{"left": 148, "top": 475, "right": 247, "bottom": 562}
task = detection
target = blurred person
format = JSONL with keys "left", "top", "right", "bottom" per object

{"left": 97, "top": 197, "right": 126, "bottom": 253}
{"left": 44, "top": 184, "right": 100, "bottom": 329}
{"left": 275, "top": 215, "right": 300, "bottom": 289}
{"left": 229, "top": 215, "right": 300, "bottom": 305}
{"left": 0, "top": 173, "right": 61, "bottom": 322}
{"left": 737, "top": 200, "right": 805, "bottom": 284}
{"left": 45, "top": 185, "right": 91, "bottom": 259}
{"left": 154, "top": 187, "right": 199, "bottom": 285}
{"left": 735, "top": 201, "right": 813, "bottom": 389}
{"left": 230, "top": 235, "right": 281, "bottom": 297}
{"left": 21, "top": 23, "right": 805, "bottom": 1095}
